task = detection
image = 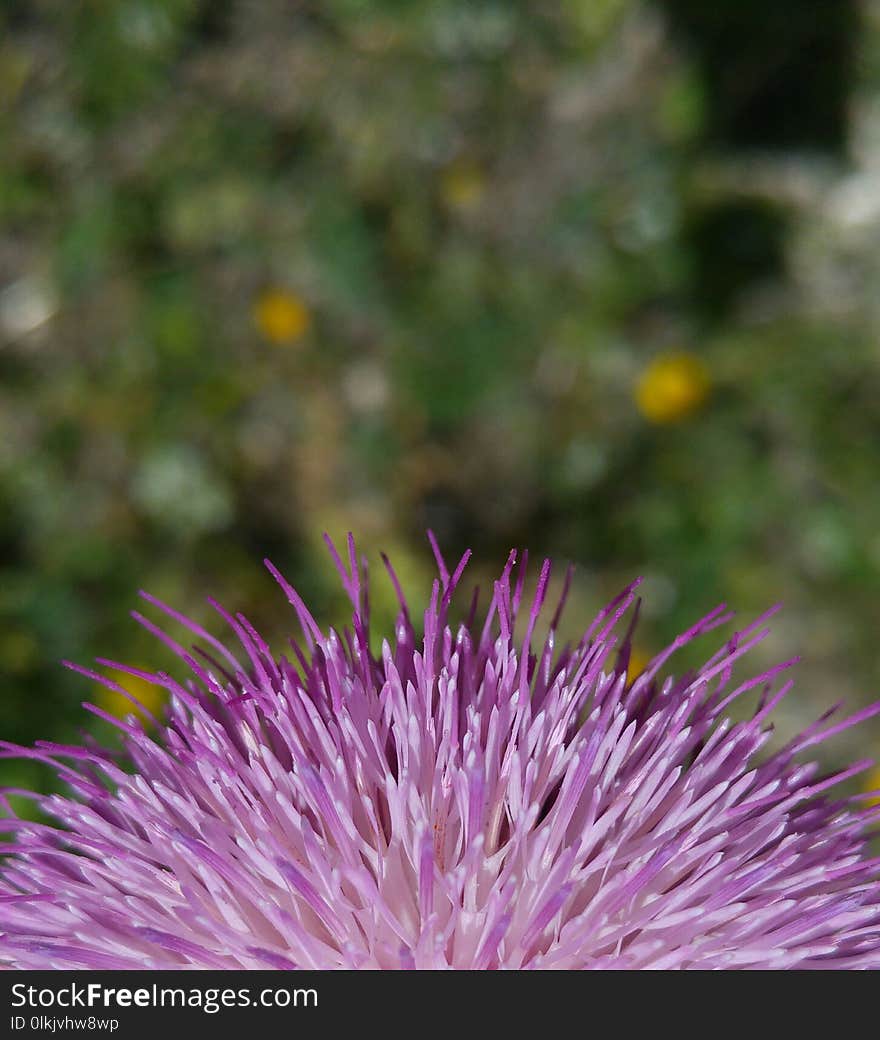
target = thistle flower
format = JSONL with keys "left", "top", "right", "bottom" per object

{"left": 2, "top": 536, "right": 880, "bottom": 970}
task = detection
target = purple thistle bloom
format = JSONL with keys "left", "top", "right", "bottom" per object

{"left": 2, "top": 534, "right": 880, "bottom": 969}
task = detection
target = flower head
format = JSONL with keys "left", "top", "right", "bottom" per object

{"left": 253, "top": 288, "right": 311, "bottom": 345}
{"left": 2, "top": 536, "right": 879, "bottom": 969}
{"left": 441, "top": 160, "right": 487, "bottom": 213}
{"left": 635, "top": 351, "right": 710, "bottom": 424}
{"left": 95, "top": 667, "right": 167, "bottom": 726}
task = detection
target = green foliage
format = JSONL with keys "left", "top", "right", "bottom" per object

{"left": 1, "top": 0, "right": 878, "bottom": 801}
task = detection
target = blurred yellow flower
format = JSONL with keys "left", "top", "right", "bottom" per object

{"left": 253, "top": 289, "right": 311, "bottom": 345}
{"left": 0, "top": 630, "right": 38, "bottom": 673}
{"left": 96, "top": 669, "right": 167, "bottom": 726}
{"left": 635, "top": 352, "right": 710, "bottom": 424}
{"left": 626, "top": 647, "right": 651, "bottom": 686}
{"left": 441, "top": 161, "right": 486, "bottom": 212}
{"left": 864, "top": 765, "right": 880, "bottom": 808}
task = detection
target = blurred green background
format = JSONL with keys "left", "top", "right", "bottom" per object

{"left": 2, "top": 0, "right": 880, "bottom": 798}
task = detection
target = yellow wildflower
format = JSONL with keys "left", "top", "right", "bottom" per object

{"left": 635, "top": 352, "right": 710, "bottom": 424}
{"left": 96, "top": 669, "right": 167, "bottom": 726}
{"left": 626, "top": 648, "right": 652, "bottom": 687}
{"left": 864, "top": 765, "right": 880, "bottom": 808}
{"left": 441, "top": 161, "right": 486, "bottom": 213}
{"left": 0, "top": 630, "right": 38, "bottom": 673}
{"left": 254, "top": 289, "right": 311, "bottom": 344}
